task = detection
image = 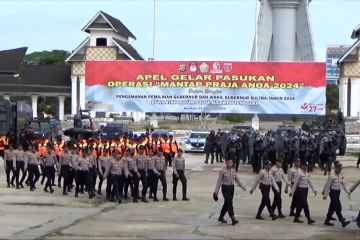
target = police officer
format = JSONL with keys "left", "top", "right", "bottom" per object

{"left": 322, "top": 162, "right": 351, "bottom": 227}
{"left": 135, "top": 145, "right": 149, "bottom": 202}
{"left": 349, "top": 177, "right": 360, "bottom": 227}
{"left": 250, "top": 160, "right": 279, "bottom": 220}
{"left": 153, "top": 148, "right": 169, "bottom": 201}
{"left": 41, "top": 145, "right": 56, "bottom": 194}
{"left": 104, "top": 151, "right": 124, "bottom": 203}
{"left": 58, "top": 145, "right": 72, "bottom": 195}
{"left": 14, "top": 145, "right": 26, "bottom": 189}
{"left": 74, "top": 150, "right": 90, "bottom": 198}
{"left": 97, "top": 148, "right": 110, "bottom": 195}
{"left": 215, "top": 130, "right": 223, "bottom": 163}
{"left": 4, "top": 144, "right": 16, "bottom": 187}
{"left": 123, "top": 149, "right": 137, "bottom": 201}
{"left": 226, "top": 138, "right": 240, "bottom": 171}
{"left": 270, "top": 159, "right": 289, "bottom": 218}
{"left": 87, "top": 148, "right": 97, "bottom": 199}
{"left": 27, "top": 146, "right": 41, "bottom": 191}
{"left": 287, "top": 158, "right": 301, "bottom": 216}
{"left": 147, "top": 149, "right": 158, "bottom": 201}
{"left": 289, "top": 163, "right": 317, "bottom": 225}
{"left": 214, "top": 159, "right": 246, "bottom": 225}
{"left": 173, "top": 149, "right": 190, "bottom": 201}
{"left": 252, "top": 135, "right": 264, "bottom": 174}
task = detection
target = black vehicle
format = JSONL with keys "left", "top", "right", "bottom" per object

{"left": 101, "top": 123, "right": 128, "bottom": 140}
{"left": 28, "top": 118, "right": 62, "bottom": 142}
{"left": 0, "top": 99, "right": 32, "bottom": 146}
{"left": 64, "top": 110, "right": 98, "bottom": 141}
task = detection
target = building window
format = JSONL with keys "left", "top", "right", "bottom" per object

{"left": 96, "top": 38, "right": 107, "bottom": 46}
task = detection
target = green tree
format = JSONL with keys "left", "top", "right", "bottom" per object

{"left": 326, "top": 84, "right": 339, "bottom": 112}
{"left": 24, "top": 50, "right": 70, "bottom": 65}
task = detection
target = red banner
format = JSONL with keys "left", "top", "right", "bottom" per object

{"left": 86, "top": 61, "right": 326, "bottom": 88}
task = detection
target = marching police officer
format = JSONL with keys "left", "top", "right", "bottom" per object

{"left": 290, "top": 163, "right": 317, "bottom": 225}
{"left": 153, "top": 148, "right": 169, "bottom": 201}
{"left": 41, "top": 145, "right": 56, "bottom": 194}
{"left": 250, "top": 160, "right": 279, "bottom": 220}
{"left": 4, "top": 144, "right": 16, "bottom": 187}
{"left": 287, "top": 158, "right": 301, "bottom": 216}
{"left": 270, "top": 159, "right": 289, "bottom": 218}
{"left": 58, "top": 145, "right": 73, "bottom": 195}
{"left": 214, "top": 158, "right": 246, "bottom": 225}
{"left": 104, "top": 151, "right": 124, "bottom": 203}
{"left": 173, "top": 149, "right": 190, "bottom": 201}
{"left": 349, "top": 175, "right": 360, "bottom": 227}
{"left": 322, "top": 162, "right": 351, "bottom": 227}
{"left": 135, "top": 145, "right": 149, "bottom": 202}
{"left": 27, "top": 146, "right": 41, "bottom": 191}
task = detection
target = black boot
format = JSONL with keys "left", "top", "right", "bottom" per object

{"left": 163, "top": 194, "right": 169, "bottom": 201}
{"left": 278, "top": 210, "right": 285, "bottom": 218}
{"left": 294, "top": 218, "right": 303, "bottom": 223}
{"left": 173, "top": 193, "right": 177, "bottom": 201}
{"left": 256, "top": 214, "right": 264, "bottom": 220}
{"left": 230, "top": 216, "right": 239, "bottom": 225}
{"left": 324, "top": 219, "right": 334, "bottom": 226}
{"left": 307, "top": 218, "right": 315, "bottom": 225}
{"left": 218, "top": 217, "right": 227, "bottom": 223}
{"left": 342, "top": 219, "right": 350, "bottom": 228}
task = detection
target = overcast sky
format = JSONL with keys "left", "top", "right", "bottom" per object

{"left": 0, "top": 0, "right": 359, "bottom": 61}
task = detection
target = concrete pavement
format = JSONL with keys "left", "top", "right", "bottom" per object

{"left": 0, "top": 153, "right": 359, "bottom": 239}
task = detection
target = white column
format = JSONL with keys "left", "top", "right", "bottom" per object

{"left": 269, "top": 0, "right": 300, "bottom": 61}
{"left": 79, "top": 76, "right": 86, "bottom": 110}
{"left": 3, "top": 95, "right": 10, "bottom": 100}
{"left": 350, "top": 78, "right": 360, "bottom": 117}
{"left": 58, "top": 96, "right": 65, "bottom": 121}
{"left": 31, "top": 95, "right": 38, "bottom": 119}
{"left": 339, "top": 78, "right": 347, "bottom": 116}
{"left": 71, "top": 76, "right": 77, "bottom": 115}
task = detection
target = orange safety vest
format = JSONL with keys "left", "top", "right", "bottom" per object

{"left": 162, "top": 140, "right": 171, "bottom": 153}
{"left": 170, "top": 139, "right": 178, "bottom": 153}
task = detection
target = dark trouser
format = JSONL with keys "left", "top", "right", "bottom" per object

{"left": 268, "top": 151, "right": 276, "bottom": 166}
{"left": 290, "top": 182, "right": 298, "bottom": 214}
{"left": 139, "top": 169, "right": 148, "bottom": 199}
{"left": 87, "top": 167, "right": 96, "bottom": 194}
{"left": 124, "top": 172, "right": 134, "bottom": 199}
{"left": 205, "top": 152, "right": 215, "bottom": 164}
{"left": 235, "top": 155, "right": 240, "bottom": 172}
{"left": 357, "top": 153, "right": 360, "bottom": 166}
{"left": 69, "top": 168, "right": 75, "bottom": 189}
{"left": 112, "top": 174, "right": 124, "bottom": 201}
{"left": 15, "top": 161, "right": 27, "bottom": 187}
{"left": 5, "top": 160, "right": 15, "bottom": 184}
{"left": 28, "top": 164, "right": 40, "bottom": 189}
{"left": 60, "top": 165, "right": 70, "bottom": 193}
{"left": 106, "top": 173, "right": 113, "bottom": 199}
{"left": 282, "top": 152, "right": 290, "bottom": 174}
{"left": 299, "top": 150, "right": 307, "bottom": 165}
{"left": 326, "top": 189, "right": 344, "bottom": 222}
{"left": 0, "top": 149, "right": 4, "bottom": 159}
{"left": 220, "top": 185, "right": 235, "bottom": 218}
{"left": 216, "top": 146, "right": 223, "bottom": 163}
{"left": 98, "top": 167, "right": 105, "bottom": 193}
{"left": 75, "top": 170, "right": 88, "bottom": 194}
{"left": 253, "top": 151, "right": 262, "bottom": 174}
{"left": 154, "top": 170, "right": 167, "bottom": 198}
{"left": 44, "top": 166, "right": 55, "bottom": 191}
{"left": 257, "top": 183, "right": 274, "bottom": 216}
{"left": 164, "top": 152, "right": 172, "bottom": 167}
{"left": 148, "top": 169, "right": 157, "bottom": 196}
{"left": 295, "top": 187, "right": 311, "bottom": 220}
{"left": 132, "top": 171, "right": 140, "bottom": 200}
{"left": 271, "top": 181, "right": 282, "bottom": 213}
{"left": 172, "top": 169, "right": 187, "bottom": 199}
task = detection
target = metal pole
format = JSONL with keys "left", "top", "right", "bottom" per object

{"left": 152, "top": 0, "right": 156, "bottom": 60}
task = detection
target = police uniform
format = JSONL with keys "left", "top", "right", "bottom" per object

{"left": 4, "top": 149, "right": 16, "bottom": 187}
{"left": 291, "top": 168, "right": 316, "bottom": 224}
{"left": 251, "top": 167, "right": 279, "bottom": 220}
{"left": 323, "top": 171, "right": 350, "bottom": 227}
{"left": 27, "top": 151, "right": 41, "bottom": 191}
{"left": 270, "top": 165, "right": 289, "bottom": 217}
{"left": 97, "top": 154, "right": 109, "bottom": 195}
{"left": 214, "top": 167, "right": 246, "bottom": 225}
{"left": 74, "top": 154, "right": 89, "bottom": 197}
{"left": 41, "top": 150, "right": 56, "bottom": 193}
{"left": 287, "top": 165, "right": 299, "bottom": 216}
{"left": 173, "top": 156, "right": 189, "bottom": 201}
{"left": 153, "top": 153, "right": 168, "bottom": 201}
{"left": 123, "top": 155, "right": 138, "bottom": 201}
{"left": 147, "top": 154, "right": 158, "bottom": 200}
{"left": 14, "top": 148, "right": 27, "bottom": 188}
{"left": 350, "top": 178, "right": 360, "bottom": 227}
{"left": 87, "top": 153, "right": 97, "bottom": 198}
{"left": 58, "top": 151, "right": 73, "bottom": 195}
{"left": 104, "top": 156, "right": 124, "bottom": 203}
{"left": 135, "top": 153, "right": 149, "bottom": 202}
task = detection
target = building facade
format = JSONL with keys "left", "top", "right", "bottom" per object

{"left": 0, "top": 47, "right": 71, "bottom": 120}
{"left": 66, "top": 11, "right": 146, "bottom": 122}
{"left": 338, "top": 24, "right": 360, "bottom": 117}
{"left": 326, "top": 45, "right": 350, "bottom": 85}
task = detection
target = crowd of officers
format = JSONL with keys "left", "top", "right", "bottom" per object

{"left": 2, "top": 133, "right": 190, "bottom": 203}
{"left": 214, "top": 157, "right": 360, "bottom": 228}
{"left": 204, "top": 128, "right": 354, "bottom": 175}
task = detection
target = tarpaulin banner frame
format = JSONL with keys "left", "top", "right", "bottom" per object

{"left": 85, "top": 61, "right": 326, "bottom": 115}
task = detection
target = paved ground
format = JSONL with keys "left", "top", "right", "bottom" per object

{"left": 0, "top": 153, "right": 360, "bottom": 240}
